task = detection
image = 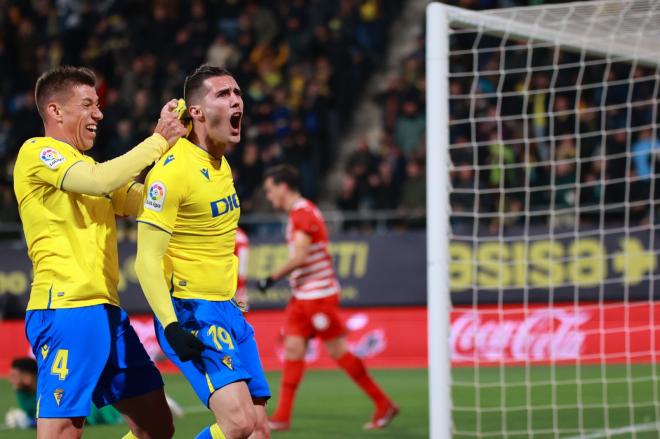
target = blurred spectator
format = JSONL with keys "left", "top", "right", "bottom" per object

{"left": 632, "top": 128, "right": 660, "bottom": 180}
{"left": 552, "top": 139, "right": 578, "bottom": 227}
{"left": 0, "top": 0, "right": 402, "bottom": 224}
{"left": 207, "top": 35, "right": 240, "bottom": 70}
{"left": 235, "top": 142, "right": 264, "bottom": 213}
{"left": 394, "top": 96, "right": 425, "bottom": 159}
{"left": 337, "top": 174, "right": 360, "bottom": 213}
{"left": 107, "top": 119, "right": 136, "bottom": 158}
{"left": 333, "top": 0, "right": 660, "bottom": 232}
{"left": 346, "top": 136, "right": 379, "bottom": 191}
{"left": 5, "top": 0, "right": 657, "bottom": 232}
{"left": 399, "top": 159, "right": 426, "bottom": 227}
{"left": 451, "top": 165, "right": 476, "bottom": 216}
{"left": 487, "top": 134, "right": 516, "bottom": 188}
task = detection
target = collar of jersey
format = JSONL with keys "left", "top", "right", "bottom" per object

{"left": 292, "top": 197, "right": 307, "bottom": 210}
{"left": 44, "top": 136, "right": 83, "bottom": 156}
{"left": 180, "top": 137, "right": 223, "bottom": 165}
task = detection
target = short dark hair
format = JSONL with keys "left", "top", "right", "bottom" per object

{"left": 34, "top": 66, "right": 96, "bottom": 119}
{"left": 264, "top": 164, "right": 300, "bottom": 191}
{"left": 11, "top": 357, "right": 37, "bottom": 376}
{"left": 183, "top": 65, "right": 233, "bottom": 105}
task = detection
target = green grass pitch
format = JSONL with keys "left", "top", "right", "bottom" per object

{"left": 2, "top": 365, "right": 659, "bottom": 438}
{"left": 0, "top": 369, "right": 429, "bottom": 438}
{"left": 452, "top": 364, "right": 660, "bottom": 439}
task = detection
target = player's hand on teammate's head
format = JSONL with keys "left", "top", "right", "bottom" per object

{"left": 175, "top": 98, "right": 193, "bottom": 137}
{"left": 155, "top": 99, "right": 188, "bottom": 147}
{"left": 163, "top": 321, "right": 206, "bottom": 361}
{"left": 256, "top": 276, "right": 275, "bottom": 293}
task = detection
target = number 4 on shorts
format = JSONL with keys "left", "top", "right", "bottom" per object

{"left": 51, "top": 349, "right": 69, "bottom": 380}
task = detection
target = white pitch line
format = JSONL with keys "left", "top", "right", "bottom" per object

{"left": 563, "top": 422, "right": 660, "bottom": 439}
{"left": 0, "top": 405, "right": 211, "bottom": 431}
{"left": 179, "top": 404, "right": 209, "bottom": 414}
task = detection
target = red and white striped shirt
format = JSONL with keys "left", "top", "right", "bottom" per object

{"left": 286, "top": 198, "right": 340, "bottom": 300}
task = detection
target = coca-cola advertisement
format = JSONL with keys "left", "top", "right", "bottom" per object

{"left": 451, "top": 308, "right": 589, "bottom": 363}
{"left": 451, "top": 302, "right": 660, "bottom": 366}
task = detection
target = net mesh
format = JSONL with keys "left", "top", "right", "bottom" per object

{"left": 442, "top": 1, "right": 660, "bottom": 437}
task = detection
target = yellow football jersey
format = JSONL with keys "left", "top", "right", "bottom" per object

{"left": 137, "top": 138, "right": 240, "bottom": 301}
{"left": 13, "top": 137, "right": 121, "bottom": 310}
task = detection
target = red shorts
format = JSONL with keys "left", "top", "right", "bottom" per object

{"left": 283, "top": 295, "right": 345, "bottom": 341}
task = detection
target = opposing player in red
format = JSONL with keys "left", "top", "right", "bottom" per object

{"left": 257, "top": 164, "right": 399, "bottom": 431}
{"left": 234, "top": 227, "right": 250, "bottom": 310}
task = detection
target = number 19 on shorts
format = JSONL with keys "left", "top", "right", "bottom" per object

{"left": 207, "top": 325, "right": 234, "bottom": 351}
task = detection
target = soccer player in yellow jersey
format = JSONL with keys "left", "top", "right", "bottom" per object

{"left": 135, "top": 65, "right": 270, "bottom": 439}
{"left": 13, "top": 66, "right": 186, "bottom": 439}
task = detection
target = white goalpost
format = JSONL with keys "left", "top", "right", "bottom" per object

{"left": 427, "top": 1, "right": 660, "bottom": 437}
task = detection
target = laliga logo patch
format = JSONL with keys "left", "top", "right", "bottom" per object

{"left": 312, "top": 313, "right": 330, "bottom": 331}
{"left": 222, "top": 355, "right": 233, "bottom": 370}
{"left": 39, "top": 148, "right": 66, "bottom": 169}
{"left": 144, "top": 181, "right": 166, "bottom": 212}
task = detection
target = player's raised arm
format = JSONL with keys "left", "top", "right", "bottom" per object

{"left": 110, "top": 100, "right": 192, "bottom": 217}
{"left": 61, "top": 100, "right": 186, "bottom": 196}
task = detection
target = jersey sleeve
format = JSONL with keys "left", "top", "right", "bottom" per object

{"left": 291, "top": 207, "right": 321, "bottom": 237}
{"left": 136, "top": 157, "right": 187, "bottom": 234}
{"left": 111, "top": 181, "right": 143, "bottom": 217}
{"left": 20, "top": 140, "right": 83, "bottom": 189}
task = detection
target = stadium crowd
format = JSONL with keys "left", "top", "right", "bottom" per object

{"left": 1, "top": 0, "right": 656, "bottom": 231}
{"left": 446, "top": 38, "right": 660, "bottom": 231}
{"left": 337, "top": 0, "right": 660, "bottom": 233}
{"left": 0, "top": 0, "right": 400, "bottom": 225}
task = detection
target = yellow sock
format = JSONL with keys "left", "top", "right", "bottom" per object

{"left": 210, "top": 423, "right": 227, "bottom": 439}
{"left": 121, "top": 432, "right": 138, "bottom": 439}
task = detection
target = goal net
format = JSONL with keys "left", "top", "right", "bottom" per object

{"left": 427, "top": 1, "right": 660, "bottom": 438}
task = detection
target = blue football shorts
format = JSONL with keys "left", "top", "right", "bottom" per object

{"left": 25, "top": 304, "right": 164, "bottom": 418}
{"left": 155, "top": 298, "right": 271, "bottom": 406}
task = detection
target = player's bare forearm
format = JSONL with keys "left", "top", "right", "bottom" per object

{"left": 271, "top": 255, "right": 306, "bottom": 281}
{"left": 257, "top": 231, "right": 312, "bottom": 292}
{"left": 258, "top": 253, "right": 307, "bottom": 293}
{"left": 271, "top": 231, "right": 312, "bottom": 281}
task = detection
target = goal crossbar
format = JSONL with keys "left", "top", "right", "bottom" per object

{"left": 440, "top": 0, "right": 660, "bottom": 67}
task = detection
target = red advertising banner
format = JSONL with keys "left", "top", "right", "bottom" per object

{"left": 451, "top": 302, "right": 660, "bottom": 366}
{"left": 1, "top": 302, "right": 659, "bottom": 376}
{"left": 0, "top": 307, "right": 428, "bottom": 376}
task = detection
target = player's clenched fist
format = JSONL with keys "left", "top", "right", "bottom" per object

{"left": 256, "top": 276, "right": 275, "bottom": 293}
{"left": 164, "top": 322, "right": 206, "bottom": 361}
{"left": 155, "top": 99, "right": 188, "bottom": 146}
